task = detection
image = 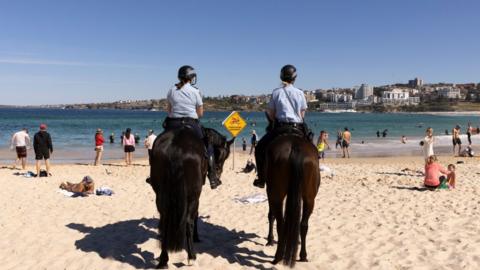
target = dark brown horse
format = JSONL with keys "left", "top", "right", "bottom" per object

{"left": 264, "top": 134, "right": 320, "bottom": 267}
{"left": 149, "top": 127, "right": 233, "bottom": 269}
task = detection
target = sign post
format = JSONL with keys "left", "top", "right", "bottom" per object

{"left": 222, "top": 111, "right": 247, "bottom": 170}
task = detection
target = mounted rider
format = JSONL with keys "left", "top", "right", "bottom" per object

{"left": 253, "top": 64, "right": 310, "bottom": 188}
{"left": 163, "top": 65, "right": 222, "bottom": 189}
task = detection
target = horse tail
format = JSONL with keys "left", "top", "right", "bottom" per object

{"left": 161, "top": 149, "right": 187, "bottom": 252}
{"left": 282, "top": 144, "right": 303, "bottom": 267}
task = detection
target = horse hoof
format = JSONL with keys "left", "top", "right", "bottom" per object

{"left": 156, "top": 263, "right": 168, "bottom": 269}
{"left": 299, "top": 258, "right": 308, "bottom": 262}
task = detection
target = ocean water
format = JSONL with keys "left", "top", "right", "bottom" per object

{"left": 0, "top": 108, "right": 478, "bottom": 161}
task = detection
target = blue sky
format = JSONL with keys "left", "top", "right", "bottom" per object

{"left": 0, "top": 0, "right": 479, "bottom": 105}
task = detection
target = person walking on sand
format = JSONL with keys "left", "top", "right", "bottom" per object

{"left": 423, "top": 127, "right": 435, "bottom": 163}
{"left": 123, "top": 128, "right": 135, "bottom": 166}
{"left": 342, "top": 127, "right": 351, "bottom": 158}
{"left": 242, "top": 137, "right": 247, "bottom": 151}
{"left": 10, "top": 128, "right": 30, "bottom": 169}
{"left": 452, "top": 125, "right": 462, "bottom": 156}
{"left": 249, "top": 130, "right": 257, "bottom": 155}
{"left": 33, "top": 124, "right": 53, "bottom": 177}
{"left": 466, "top": 122, "right": 473, "bottom": 146}
{"left": 94, "top": 128, "right": 104, "bottom": 166}
{"left": 144, "top": 129, "right": 157, "bottom": 165}
{"left": 335, "top": 130, "right": 342, "bottom": 148}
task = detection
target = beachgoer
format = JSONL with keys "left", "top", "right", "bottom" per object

{"left": 424, "top": 155, "right": 449, "bottom": 189}
{"left": 242, "top": 137, "right": 247, "bottom": 151}
{"left": 445, "top": 129, "right": 449, "bottom": 135}
{"left": 316, "top": 130, "right": 330, "bottom": 160}
{"left": 452, "top": 125, "right": 462, "bottom": 156}
{"left": 249, "top": 130, "right": 257, "bottom": 155}
{"left": 382, "top": 129, "right": 388, "bottom": 138}
{"left": 466, "top": 122, "right": 473, "bottom": 146}
{"left": 120, "top": 132, "right": 125, "bottom": 145}
{"left": 342, "top": 127, "right": 351, "bottom": 158}
{"left": 242, "top": 159, "right": 257, "bottom": 173}
{"left": 423, "top": 127, "right": 434, "bottom": 163}
{"left": 401, "top": 135, "right": 407, "bottom": 144}
{"left": 134, "top": 133, "right": 140, "bottom": 144}
{"left": 10, "top": 128, "right": 30, "bottom": 169}
{"left": 33, "top": 124, "right": 53, "bottom": 177}
{"left": 94, "top": 128, "right": 104, "bottom": 166}
{"left": 459, "top": 146, "right": 474, "bottom": 157}
{"left": 253, "top": 64, "right": 309, "bottom": 188}
{"left": 447, "top": 164, "right": 456, "bottom": 189}
{"left": 109, "top": 133, "right": 115, "bottom": 143}
{"left": 335, "top": 130, "right": 342, "bottom": 148}
{"left": 144, "top": 130, "right": 157, "bottom": 165}
{"left": 123, "top": 128, "right": 135, "bottom": 166}
{"left": 376, "top": 130, "right": 380, "bottom": 138}
{"left": 59, "top": 176, "right": 95, "bottom": 195}
{"left": 162, "top": 65, "right": 221, "bottom": 189}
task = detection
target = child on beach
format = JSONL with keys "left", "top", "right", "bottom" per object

{"left": 447, "top": 164, "right": 456, "bottom": 189}
{"left": 316, "top": 130, "right": 330, "bottom": 160}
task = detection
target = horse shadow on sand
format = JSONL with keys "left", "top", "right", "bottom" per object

{"left": 66, "top": 217, "right": 272, "bottom": 269}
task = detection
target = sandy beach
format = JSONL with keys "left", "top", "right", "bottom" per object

{"left": 1, "top": 152, "right": 479, "bottom": 270}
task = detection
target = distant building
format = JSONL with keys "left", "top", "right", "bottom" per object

{"left": 327, "top": 93, "right": 352, "bottom": 103}
{"left": 382, "top": 89, "right": 419, "bottom": 105}
{"left": 408, "top": 77, "right": 424, "bottom": 88}
{"left": 436, "top": 87, "right": 461, "bottom": 99}
{"left": 355, "top": 84, "right": 373, "bottom": 100}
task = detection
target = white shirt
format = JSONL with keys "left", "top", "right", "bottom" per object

{"left": 145, "top": 134, "right": 157, "bottom": 150}
{"left": 11, "top": 130, "right": 30, "bottom": 148}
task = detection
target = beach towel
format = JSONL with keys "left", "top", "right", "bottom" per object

{"left": 56, "top": 189, "right": 88, "bottom": 198}
{"left": 96, "top": 186, "right": 114, "bottom": 196}
{"left": 13, "top": 171, "right": 37, "bottom": 178}
{"left": 234, "top": 193, "right": 268, "bottom": 204}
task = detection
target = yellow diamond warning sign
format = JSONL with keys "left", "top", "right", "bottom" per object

{"left": 222, "top": 111, "right": 247, "bottom": 138}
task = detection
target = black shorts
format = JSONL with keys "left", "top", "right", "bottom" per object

{"left": 124, "top": 145, "right": 135, "bottom": 153}
{"left": 16, "top": 146, "right": 27, "bottom": 158}
{"left": 452, "top": 138, "right": 461, "bottom": 146}
{"left": 342, "top": 140, "right": 349, "bottom": 148}
{"left": 35, "top": 150, "right": 50, "bottom": 160}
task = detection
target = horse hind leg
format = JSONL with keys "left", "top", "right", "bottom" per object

{"left": 193, "top": 215, "right": 200, "bottom": 243}
{"left": 157, "top": 249, "right": 169, "bottom": 269}
{"left": 299, "top": 201, "right": 314, "bottom": 262}
{"left": 186, "top": 220, "right": 196, "bottom": 265}
{"left": 266, "top": 209, "right": 275, "bottom": 246}
{"left": 271, "top": 202, "right": 284, "bottom": 265}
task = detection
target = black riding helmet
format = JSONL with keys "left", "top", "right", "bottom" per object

{"left": 178, "top": 65, "right": 197, "bottom": 85}
{"left": 280, "top": 64, "right": 297, "bottom": 83}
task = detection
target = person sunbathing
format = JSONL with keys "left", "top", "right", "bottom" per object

{"left": 59, "top": 176, "right": 95, "bottom": 195}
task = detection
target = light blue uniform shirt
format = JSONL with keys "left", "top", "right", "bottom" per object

{"left": 268, "top": 84, "right": 307, "bottom": 123}
{"left": 167, "top": 83, "right": 203, "bottom": 119}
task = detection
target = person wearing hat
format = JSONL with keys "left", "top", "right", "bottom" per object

{"left": 144, "top": 129, "right": 157, "bottom": 165}
{"left": 33, "top": 124, "right": 53, "bottom": 177}
{"left": 94, "top": 128, "right": 105, "bottom": 166}
{"left": 253, "top": 64, "right": 309, "bottom": 188}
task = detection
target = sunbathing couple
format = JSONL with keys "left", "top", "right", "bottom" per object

{"left": 424, "top": 155, "right": 456, "bottom": 189}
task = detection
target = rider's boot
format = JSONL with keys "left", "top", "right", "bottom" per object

{"left": 253, "top": 150, "right": 265, "bottom": 188}
{"left": 207, "top": 155, "right": 221, "bottom": 189}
